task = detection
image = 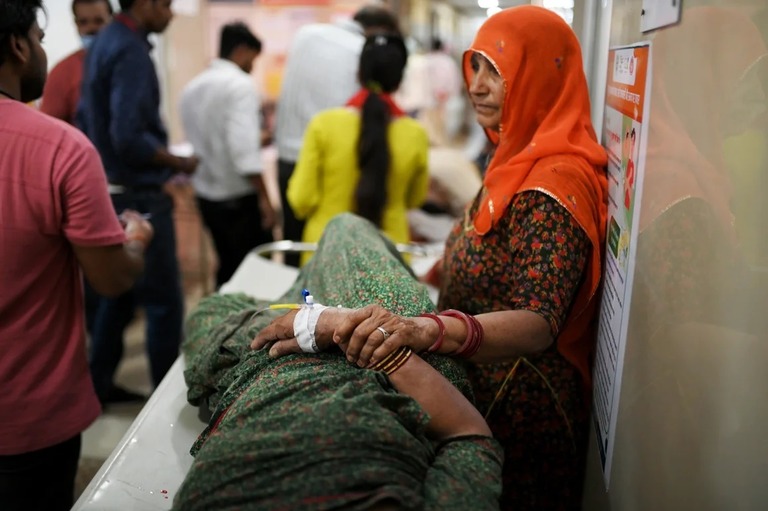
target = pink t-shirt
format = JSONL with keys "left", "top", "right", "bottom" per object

{"left": 0, "top": 98, "right": 126, "bottom": 455}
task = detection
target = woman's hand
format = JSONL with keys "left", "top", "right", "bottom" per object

{"left": 333, "top": 305, "right": 437, "bottom": 367}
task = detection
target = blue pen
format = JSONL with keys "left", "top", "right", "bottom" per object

{"left": 119, "top": 211, "right": 152, "bottom": 222}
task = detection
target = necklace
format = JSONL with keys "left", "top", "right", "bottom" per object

{"left": 0, "top": 87, "right": 16, "bottom": 100}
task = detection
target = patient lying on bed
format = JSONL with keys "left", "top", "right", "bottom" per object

{"left": 174, "top": 214, "right": 503, "bottom": 511}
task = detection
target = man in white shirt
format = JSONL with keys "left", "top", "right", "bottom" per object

{"left": 180, "top": 22, "right": 274, "bottom": 288}
{"left": 275, "top": 5, "right": 399, "bottom": 266}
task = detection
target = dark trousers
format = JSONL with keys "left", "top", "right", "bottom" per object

{"left": 0, "top": 434, "right": 81, "bottom": 511}
{"left": 84, "top": 279, "right": 98, "bottom": 335}
{"left": 89, "top": 190, "right": 184, "bottom": 396}
{"left": 197, "top": 193, "right": 274, "bottom": 288}
{"left": 277, "top": 158, "right": 305, "bottom": 268}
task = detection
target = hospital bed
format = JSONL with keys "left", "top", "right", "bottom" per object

{"left": 72, "top": 241, "right": 441, "bottom": 510}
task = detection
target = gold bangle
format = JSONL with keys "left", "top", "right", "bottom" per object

{"left": 379, "top": 348, "right": 410, "bottom": 373}
{"left": 369, "top": 346, "right": 404, "bottom": 372}
{"left": 383, "top": 348, "right": 412, "bottom": 375}
{"left": 370, "top": 346, "right": 413, "bottom": 375}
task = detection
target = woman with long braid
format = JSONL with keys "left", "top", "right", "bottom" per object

{"left": 287, "top": 33, "right": 429, "bottom": 266}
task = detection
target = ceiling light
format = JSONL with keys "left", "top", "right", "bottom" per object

{"left": 542, "top": 0, "right": 574, "bottom": 8}
{"left": 477, "top": 0, "right": 498, "bottom": 8}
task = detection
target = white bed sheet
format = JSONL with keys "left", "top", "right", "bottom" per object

{"left": 71, "top": 357, "right": 203, "bottom": 511}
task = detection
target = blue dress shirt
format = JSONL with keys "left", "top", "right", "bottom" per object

{"left": 79, "top": 15, "right": 171, "bottom": 188}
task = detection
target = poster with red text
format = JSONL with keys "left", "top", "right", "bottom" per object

{"left": 593, "top": 43, "right": 651, "bottom": 487}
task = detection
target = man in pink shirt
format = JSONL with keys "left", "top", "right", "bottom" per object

{"left": 39, "top": 0, "right": 113, "bottom": 124}
{"left": 0, "top": 1, "right": 153, "bottom": 509}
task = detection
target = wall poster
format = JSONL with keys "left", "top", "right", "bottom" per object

{"left": 593, "top": 42, "right": 652, "bottom": 487}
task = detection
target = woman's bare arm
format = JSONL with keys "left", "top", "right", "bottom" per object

{"left": 384, "top": 354, "right": 491, "bottom": 440}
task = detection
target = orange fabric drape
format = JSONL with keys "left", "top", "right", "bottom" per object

{"left": 463, "top": 6, "right": 608, "bottom": 387}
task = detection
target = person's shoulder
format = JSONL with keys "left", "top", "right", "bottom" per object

{"left": 530, "top": 154, "right": 597, "bottom": 180}
{"left": 312, "top": 107, "right": 356, "bottom": 125}
{"left": 101, "top": 19, "right": 134, "bottom": 40}
{"left": 3, "top": 103, "right": 63, "bottom": 138}
{"left": 44, "top": 113, "right": 97, "bottom": 154}
{"left": 95, "top": 21, "right": 146, "bottom": 57}
{"left": 295, "top": 22, "right": 334, "bottom": 38}
{"left": 393, "top": 115, "right": 424, "bottom": 129}
{"left": 1, "top": 103, "right": 95, "bottom": 157}
{"left": 289, "top": 23, "right": 329, "bottom": 48}
{"left": 91, "top": 21, "right": 120, "bottom": 47}
{"left": 50, "top": 49, "right": 85, "bottom": 74}
{"left": 392, "top": 116, "right": 428, "bottom": 141}
{"left": 200, "top": 65, "right": 255, "bottom": 99}
{"left": 228, "top": 67, "right": 256, "bottom": 91}
{"left": 181, "top": 66, "right": 215, "bottom": 94}
{"left": 295, "top": 21, "right": 362, "bottom": 46}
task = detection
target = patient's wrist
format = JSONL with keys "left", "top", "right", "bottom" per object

{"left": 293, "top": 304, "right": 330, "bottom": 353}
{"left": 314, "top": 307, "right": 352, "bottom": 345}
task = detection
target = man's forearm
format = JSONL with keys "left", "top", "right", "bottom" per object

{"left": 152, "top": 147, "right": 183, "bottom": 170}
{"left": 152, "top": 148, "right": 198, "bottom": 175}
{"left": 249, "top": 174, "right": 269, "bottom": 199}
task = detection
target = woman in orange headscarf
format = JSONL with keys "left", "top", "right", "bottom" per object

{"left": 253, "top": 6, "right": 608, "bottom": 509}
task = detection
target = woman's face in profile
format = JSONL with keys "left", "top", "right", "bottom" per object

{"left": 468, "top": 52, "right": 504, "bottom": 131}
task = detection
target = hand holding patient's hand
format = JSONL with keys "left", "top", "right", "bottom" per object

{"left": 333, "top": 305, "right": 434, "bottom": 368}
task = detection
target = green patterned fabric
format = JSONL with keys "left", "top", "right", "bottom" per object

{"left": 174, "top": 213, "right": 503, "bottom": 511}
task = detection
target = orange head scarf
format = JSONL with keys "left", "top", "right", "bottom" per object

{"left": 464, "top": 6, "right": 608, "bottom": 388}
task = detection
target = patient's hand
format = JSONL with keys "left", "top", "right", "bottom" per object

{"left": 250, "top": 307, "right": 351, "bottom": 357}
{"left": 250, "top": 310, "right": 299, "bottom": 355}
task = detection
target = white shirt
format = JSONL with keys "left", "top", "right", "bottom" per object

{"left": 180, "top": 59, "right": 262, "bottom": 201}
{"left": 425, "top": 51, "right": 462, "bottom": 102}
{"left": 275, "top": 19, "right": 364, "bottom": 162}
{"left": 394, "top": 52, "right": 433, "bottom": 112}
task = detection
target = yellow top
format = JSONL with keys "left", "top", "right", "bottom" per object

{"left": 287, "top": 107, "right": 429, "bottom": 265}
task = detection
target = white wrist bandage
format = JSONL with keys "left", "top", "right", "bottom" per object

{"left": 293, "top": 304, "right": 329, "bottom": 353}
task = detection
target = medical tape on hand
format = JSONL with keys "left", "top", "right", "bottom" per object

{"left": 293, "top": 304, "right": 328, "bottom": 353}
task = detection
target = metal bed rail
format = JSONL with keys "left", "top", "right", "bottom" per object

{"left": 248, "top": 240, "right": 444, "bottom": 259}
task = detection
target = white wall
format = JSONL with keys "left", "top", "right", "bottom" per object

{"left": 42, "top": 0, "right": 81, "bottom": 69}
{"left": 41, "top": 0, "right": 119, "bottom": 69}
